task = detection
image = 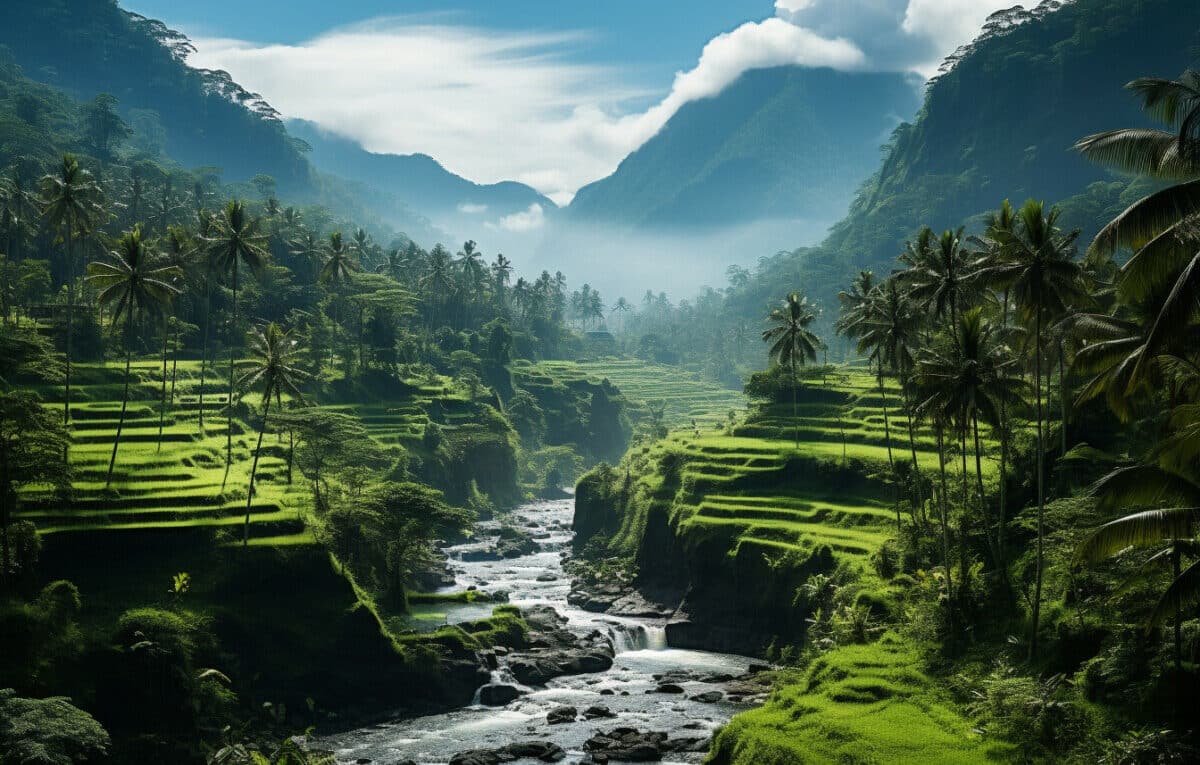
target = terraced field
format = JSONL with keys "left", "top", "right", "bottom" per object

{"left": 527, "top": 357, "right": 747, "bottom": 429}
{"left": 16, "top": 360, "right": 471, "bottom": 546}
{"left": 599, "top": 369, "right": 999, "bottom": 573}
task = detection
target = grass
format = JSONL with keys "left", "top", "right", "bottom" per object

{"left": 523, "top": 357, "right": 748, "bottom": 429}
{"left": 15, "top": 359, "right": 475, "bottom": 546}
{"left": 707, "top": 633, "right": 1005, "bottom": 764}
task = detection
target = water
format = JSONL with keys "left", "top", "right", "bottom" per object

{"left": 316, "top": 498, "right": 758, "bottom": 764}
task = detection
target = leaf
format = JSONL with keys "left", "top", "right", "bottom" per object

{"left": 1074, "top": 507, "right": 1200, "bottom": 564}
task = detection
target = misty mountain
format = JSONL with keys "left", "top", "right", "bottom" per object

{"left": 567, "top": 66, "right": 922, "bottom": 229}
{"left": 726, "top": 0, "right": 1200, "bottom": 340}
{"left": 288, "top": 119, "right": 556, "bottom": 226}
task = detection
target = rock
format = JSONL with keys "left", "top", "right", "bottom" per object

{"left": 666, "top": 737, "right": 710, "bottom": 753}
{"left": 748, "top": 663, "right": 771, "bottom": 673}
{"left": 477, "top": 683, "right": 522, "bottom": 706}
{"left": 690, "top": 691, "right": 723, "bottom": 703}
{"left": 655, "top": 683, "right": 685, "bottom": 694}
{"left": 584, "top": 728, "right": 669, "bottom": 762}
{"left": 522, "top": 605, "right": 568, "bottom": 632}
{"left": 547, "top": 705, "right": 577, "bottom": 724}
{"left": 584, "top": 705, "right": 616, "bottom": 719}
{"left": 449, "top": 751, "right": 501, "bottom": 765}
{"left": 535, "top": 573, "right": 558, "bottom": 582}
{"left": 449, "top": 741, "right": 567, "bottom": 765}
{"left": 599, "top": 688, "right": 615, "bottom": 695}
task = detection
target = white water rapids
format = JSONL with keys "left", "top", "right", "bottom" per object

{"left": 316, "top": 498, "right": 757, "bottom": 765}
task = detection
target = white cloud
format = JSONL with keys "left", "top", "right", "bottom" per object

{"left": 457, "top": 202, "right": 488, "bottom": 214}
{"left": 186, "top": 2, "right": 1020, "bottom": 202}
{"left": 490, "top": 203, "right": 545, "bottom": 233}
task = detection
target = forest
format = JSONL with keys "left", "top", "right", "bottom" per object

{"left": 2, "top": 1, "right": 1200, "bottom": 764}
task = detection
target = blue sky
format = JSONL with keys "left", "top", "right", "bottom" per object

{"left": 123, "top": 1, "right": 1014, "bottom": 204}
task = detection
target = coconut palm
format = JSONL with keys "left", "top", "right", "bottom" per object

{"left": 985, "top": 199, "right": 1086, "bottom": 657}
{"left": 39, "top": 154, "right": 105, "bottom": 443}
{"left": 86, "top": 227, "right": 181, "bottom": 486}
{"left": 237, "top": 322, "right": 309, "bottom": 546}
{"left": 320, "top": 231, "right": 358, "bottom": 366}
{"left": 206, "top": 200, "right": 269, "bottom": 473}
{"left": 375, "top": 248, "right": 405, "bottom": 282}
{"left": 491, "top": 254, "right": 513, "bottom": 310}
{"left": 915, "top": 308, "right": 1024, "bottom": 569}
{"left": 762, "top": 292, "right": 821, "bottom": 448}
{"left": 898, "top": 227, "right": 974, "bottom": 334}
{"left": 1076, "top": 71, "right": 1200, "bottom": 385}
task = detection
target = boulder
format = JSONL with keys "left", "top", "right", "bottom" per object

{"left": 547, "top": 705, "right": 577, "bottom": 725}
{"left": 690, "top": 691, "right": 723, "bottom": 703}
{"left": 583, "top": 705, "right": 616, "bottom": 719}
{"left": 477, "top": 683, "right": 522, "bottom": 706}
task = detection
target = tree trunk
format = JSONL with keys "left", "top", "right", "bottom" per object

{"left": 63, "top": 233, "right": 74, "bottom": 463}
{"left": 106, "top": 341, "right": 134, "bottom": 487}
{"left": 1, "top": 481, "right": 12, "bottom": 589}
{"left": 1059, "top": 347, "right": 1068, "bottom": 457}
{"left": 287, "top": 429, "right": 295, "bottom": 485}
{"left": 935, "top": 424, "right": 954, "bottom": 614}
{"left": 157, "top": 318, "right": 169, "bottom": 451}
{"left": 901, "top": 370, "right": 924, "bottom": 515}
{"left": 791, "top": 362, "right": 799, "bottom": 449}
{"left": 243, "top": 395, "right": 271, "bottom": 547}
{"left": 199, "top": 276, "right": 210, "bottom": 430}
{"left": 1031, "top": 310, "right": 1046, "bottom": 659}
{"left": 878, "top": 366, "right": 894, "bottom": 469}
{"left": 227, "top": 261, "right": 238, "bottom": 470}
{"left": 959, "top": 420, "right": 970, "bottom": 586}
{"left": 972, "top": 412, "right": 999, "bottom": 568}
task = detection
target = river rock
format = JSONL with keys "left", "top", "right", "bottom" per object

{"left": 547, "top": 705, "right": 577, "bottom": 724}
{"left": 449, "top": 742, "right": 566, "bottom": 764}
{"left": 690, "top": 691, "right": 723, "bottom": 703}
{"left": 478, "top": 683, "right": 522, "bottom": 706}
{"left": 584, "top": 705, "right": 616, "bottom": 719}
{"left": 654, "top": 683, "right": 685, "bottom": 694}
{"left": 536, "top": 573, "right": 558, "bottom": 582}
{"left": 584, "top": 728, "right": 669, "bottom": 761}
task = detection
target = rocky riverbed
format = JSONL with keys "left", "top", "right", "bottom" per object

{"left": 315, "top": 498, "right": 769, "bottom": 765}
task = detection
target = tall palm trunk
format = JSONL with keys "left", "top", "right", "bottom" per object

{"left": 972, "top": 411, "right": 999, "bottom": 568}
{"left": 791, "top": 362, "right": 799, "bottom": 449}
{"left": 878, "top": 364, "right": 894, "bottom": 469}
{"left": 169, "top": 321, "right": 180, "bottom": 408}
{"left": 1059, "top": 348, "right": 1068, "bottom": 457}
{"left": 226, "top": 261, "right": 238, "bottom": 471}
{"left": 900, "top": 369, "right": 924, "bottom": 516}
{"left": 157, "top": 317, "right": 170, "bottom": 451}
{"left": 63, "top": 233, "right": 74, "bottom": 462}
{"left": 1031, "top": 309, "right": 1046, "bottom": 659}
{"left": 1173, "top": 543, "right": 1182, "bottom": 670}
{"left": 105, "top": 330, "right": 134, "bottom": 487}
{"left": 243, "top": 395, "right": 271, "bottom": 546}
{"left": 959, "top": 419, "right": 970, "bottom": 585}
{"left": 199, "top": 276, "right": 210, "bottom": 430}
{"left": 998, "top": 289, "right": 1011, "bottom": 570}
{"left": 935, "top": 423, "right": 954, "bottom": 613}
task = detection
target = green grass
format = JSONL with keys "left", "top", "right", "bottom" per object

{"left": 708, "top": 634, "right": 1005, "bottom": 764}
{"left": 16, "top": 359, "right": 473, "bottom": 547}
{"left": 524, "top": 357, "right": 748, "bottom": 429}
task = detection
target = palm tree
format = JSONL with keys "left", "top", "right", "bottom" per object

{"left": 206, "top": 200, "right": 268, "bottom": 473}
{"left": 762, "top": 292, "right": 820, "bottom": 448}
{"left": 899, "top": 227, "right": 973, "bottom": 335}
{"left": 156, "top": 226, "right": 191, "bottom": 451}
{"left": 987, "top": 199, "right": 1086, "bottom": 657}
{"left": 1075, "top": 70, "right": 1200, "bottom": 385}
{"left": 915, "top": 308, "right": 1024, "bottom": 569}
{"left": 376, "top": 248, "right": 405, "bottom": 282}
{"left": 611, "top": 297, "right": 632, "bottom": 333}
{"left": 491, "top": 254, "right": 512, "bottom": 311}
{"left": 39, "top": 154, "right": 104, "bottom": 444}
{"left": 237, "top": 322, "right": 308, "bottom": 546}
{"left": 320, "top": 231, "right": 358, "bottom": 368}
{"left": 86, "top": 227, "right": 181, "bottom": 486}
{"left": 422, "top": 244, "right": 454, "bottom": 325}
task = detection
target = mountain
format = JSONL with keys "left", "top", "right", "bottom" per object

{"left": 0, "top": 0, "right": 312, "bottom": 191}
{"left": 567, "top": 66, "right": 923, "bottom": 229}
{"left": 719, "top": 0, "right": 1200, "bottom": 342}
{"left": 288, "top": 119, "right": 556, "bottom": 227}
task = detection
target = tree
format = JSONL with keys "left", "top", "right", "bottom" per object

{"left": 320, "top": 231, "right": 358, "bottom": 365}
{"left": 1075, "top": 69, "right": 1200, "bottom": 385}
{"left": 83, "top": 93, "right": 131, "bottom": 158}
{"left": 206, "top": 201, "right": 268, "bottom": 473}
{"left": 0, "top": 688, "right": 110, "bottom": 765}
{"left": 986, "top": 199, "right": 1086, "bottom": 657}
{"left": 762, "top": 292, "right": 820, "bottom": 447}
{"left": 86, "top": 226, "right": 181, "bottom": 486}
{"left": 39, "top": 154, "right": 104, "bottom": 446}
{"left": 276, "top": 409, "right": 386, "bottom": 513}
{"left": 915, "top": 308, "right": 1023, "bottom": 570}
{"left": 0, "top": 392, "right": 70, "bottom": 586}
{"left": 898, "top": 226, "right": 974, "bottom": 334}
{"left": 236, "top": 323, "right": 309, "bottom": 546}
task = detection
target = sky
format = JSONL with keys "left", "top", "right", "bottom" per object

{"left": 125, "top": 0, "right": 1021, "bottom": 205}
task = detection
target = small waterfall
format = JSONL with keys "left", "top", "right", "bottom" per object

{"left": 470, "top": 667, "right": 526, "bottom": 706}
{"left": 609, "top": 623, "right": 669, "bottom": 653}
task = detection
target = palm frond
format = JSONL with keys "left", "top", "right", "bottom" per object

{"left": 1074, "top": 507, "right": 1200, "bottom": 564}
{"left": 1090, "top": 180, "right": 1200, "bottom": 258}
{"left": 1147, "top": 559, "right": 1200, "bottom": 628}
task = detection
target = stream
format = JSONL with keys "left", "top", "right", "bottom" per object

{"left": 317, "top": 498, "right": 761, "bottom": 765}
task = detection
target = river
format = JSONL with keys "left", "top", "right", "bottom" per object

{"left": 316, "top": 497, "right": 760, "bottom": 765}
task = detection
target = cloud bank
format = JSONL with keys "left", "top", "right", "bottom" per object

{"left": 188, "top": 2, "right": 1023, "bottom": 203}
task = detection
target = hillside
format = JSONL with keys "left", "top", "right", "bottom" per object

{"left": 745, "top": 0, "right": 1200, "bottom": 334}
{"left": 567, "top": 66, "right": 922, "bottom": 229}
{"left": 0, "top": 0, "right": 312, "bottom": 190}
{"left": 288, "top": 119, "right": 556, "bottom": 230}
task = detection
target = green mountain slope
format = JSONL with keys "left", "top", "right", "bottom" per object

{"left": 748, "top": 0, "right": 1200, "bottom": 333}
{"left": 0, "top": 0, "right": 312, "bottom": 191}
{"left": 567, "top": 66, "right": 922, "bottom": 228}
